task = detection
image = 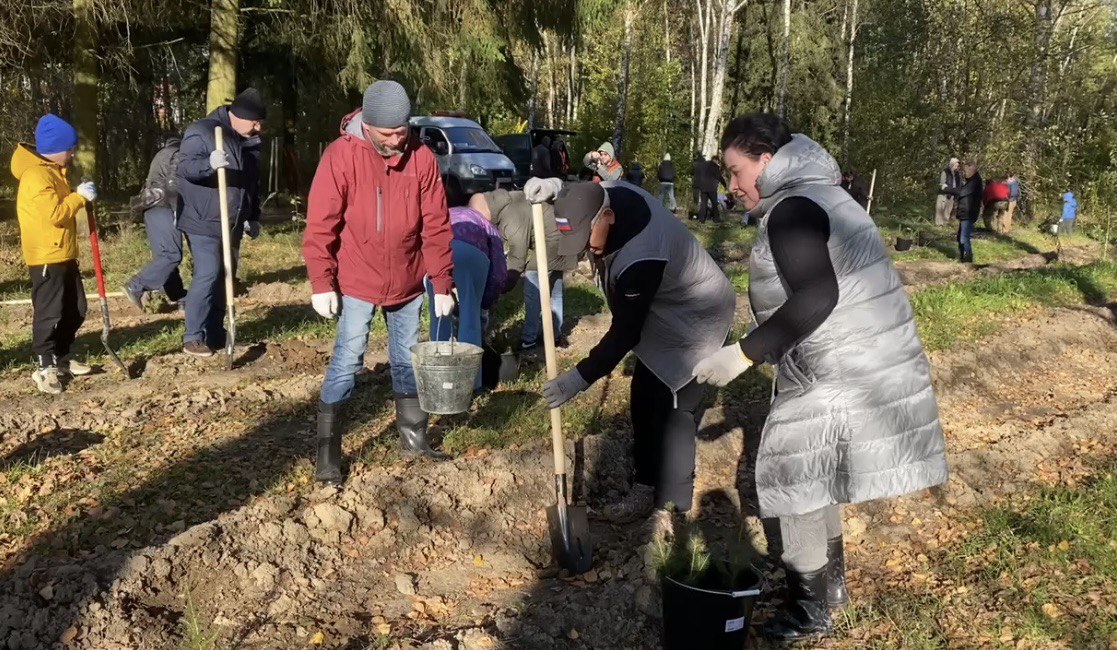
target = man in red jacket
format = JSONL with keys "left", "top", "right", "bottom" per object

{"left": 302, "top": 80, "right": 456, "bottom": 483}
{"left": 982, "top": 177, "right": 1011, "bottom": 233}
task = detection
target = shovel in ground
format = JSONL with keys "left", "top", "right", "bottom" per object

{"left": 85, "top": 203, "right": 128, "bottom": 377}
{"left": 214, "top": 126, "right": 237, "bottom": 369}
{"left": 531, "top": 201, "right": 593, "bottom": 576}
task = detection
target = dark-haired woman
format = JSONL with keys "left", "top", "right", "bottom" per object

{"left": 693, "top": 114, "right": 948, "bottom": 641}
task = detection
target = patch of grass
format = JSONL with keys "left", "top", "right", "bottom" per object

{"left": 911, "top": 261, "right": 1117, "bottom": 351}
{"left": 835, "top": 591, "right": 950, "bottom": 649}
{"left": 180, "top": 581, "right": 223, "bottom": 650}
{"left": 947, "top": 463, "right": 1117, "bottom": 646}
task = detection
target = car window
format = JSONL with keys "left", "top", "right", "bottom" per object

{"left": 444, "top": 127, "right": 502, "bottom": 154}
{"left": 422, "top": 128, "right": 450, "bottom": 156}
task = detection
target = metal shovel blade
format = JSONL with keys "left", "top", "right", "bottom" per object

{"left": 546, "top": 499, "right": 593, "bottom": 576}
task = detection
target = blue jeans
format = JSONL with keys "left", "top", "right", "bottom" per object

{"left": 659, "top": 182, "right": 677, "bottom": 211}
{"left": 129, "top": 206, "right": 185, "bottom": 301}
{"left": 182, "top": 230, "right": 241, "bottom": 348}
{"left": 320, "top": 293, "right": 423, "bottom": 404}
{"left": 427, "top": 240, "right": 489, "bottom": 390}
{"left": 522, "top": 270, "right": 563, "bottom": 347}
{"left": 957, "top": 219, "right": 975, "bottom": 260}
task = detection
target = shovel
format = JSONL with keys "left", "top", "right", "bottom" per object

{"left": 85, "top": 203, "right": 128, "bottom": 377}
{"left": 214, "top": 126, "right": 237, "bottom": 370}
{"left": 531, "top": 201, "right": 593, "bottom": 576}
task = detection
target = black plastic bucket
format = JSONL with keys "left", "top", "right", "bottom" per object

{"left": 481, "top": 346, "right": 520, "bottom": 389}
{"left": 895, "top": 237, "right": 913, "bottom": 252}
{"left": 661, "top": 568, "right": 763, "bottom": 650}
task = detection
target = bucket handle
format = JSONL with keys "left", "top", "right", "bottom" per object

{"left": 434, "top": 316, "right": 456, "bottom": 355}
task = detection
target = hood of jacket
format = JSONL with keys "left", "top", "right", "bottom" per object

{"left": 751, "top": 135, "right": 841, "bottom": 216}
{"left": 10, "top": 143, "right": 58, "bottom": 181}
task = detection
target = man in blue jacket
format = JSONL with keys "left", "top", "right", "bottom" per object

{"left": 176, "top": 88, "right": 265, "bottom": 357}
{"left": 1060, "top": 191, "right": 1078, "bottom": 236}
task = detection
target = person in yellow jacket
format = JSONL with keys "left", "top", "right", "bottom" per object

{"left": 11, "top": 114, "right": 98, "bottom": 394}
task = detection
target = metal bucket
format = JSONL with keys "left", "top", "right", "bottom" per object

{"left": 410, "top": 338, "right": 484, "bottom": 415}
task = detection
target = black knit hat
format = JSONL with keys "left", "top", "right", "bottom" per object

{"left": 230, "top": 87, "right": 267, "bottom": 121}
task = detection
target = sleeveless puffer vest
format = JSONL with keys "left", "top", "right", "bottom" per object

{"left": 747, "top": 135, "right": 948, "bottom": 517}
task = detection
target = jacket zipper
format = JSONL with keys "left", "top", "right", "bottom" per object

{"left": 376, "top": 186, "right": 383, "bottom": 233}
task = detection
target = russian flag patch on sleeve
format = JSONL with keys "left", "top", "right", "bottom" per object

{"left": 555, "top": 217, "right": 572, "bottom": 232}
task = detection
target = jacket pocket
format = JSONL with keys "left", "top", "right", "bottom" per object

{"left": 775, "top": 347, "right": 815, "bottom": 397}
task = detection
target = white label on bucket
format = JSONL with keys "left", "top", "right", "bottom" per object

{"left": 724, "top": 617, "right": 745, "bottom": 633}
{"left": 442, "top": 382, "right": 454, "bottom": 389}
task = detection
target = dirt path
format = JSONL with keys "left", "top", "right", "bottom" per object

{"left": 0, "top": 282, "right": 1113, "bottom": 649}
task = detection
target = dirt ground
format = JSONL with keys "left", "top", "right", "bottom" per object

{"left": 0, "top": 240, "right": 1115, "bottom": 649}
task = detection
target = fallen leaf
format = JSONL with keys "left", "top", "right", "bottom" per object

{"left": 1041, "top": 603, "right": 1060, "bottom": 619}
{"left": 309, "top": 631, "right": 325, "bottom": 645}
{"left": 472, "top": 554, "right": 484, "bottom": 567}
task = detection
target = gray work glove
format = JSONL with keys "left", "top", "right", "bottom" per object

{"left": 542, "top": 368, "right": 590, "bottom": 409}
{"left": 209, "top": 149, "right": 230, "bottom": 171}
{"left": 524, "top": 177, "right": 564, "bottom": 204}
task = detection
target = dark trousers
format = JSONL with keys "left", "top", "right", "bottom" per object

{"left": 697, "top": 191, "right": 720, "bottom": 223}
{"left": 183, "top": 230, "right": 241, "bottom": 349}
{"left": 128, "top": 206, "right": 185, "bottom": 301}
{"left": 956, "top": 218, "right": 975, "bottom": 261}
{"left": 30, "top": 260, "right": 87, "bottom": 368}
{"left": 630, "top": 360, "right": 708, "bottom": 511}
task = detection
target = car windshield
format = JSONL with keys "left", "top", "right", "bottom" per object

{"left": 444, "top": 127, "right": 502, "bottom": 154}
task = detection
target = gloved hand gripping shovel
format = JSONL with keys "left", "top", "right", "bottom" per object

{"left": 532, "top": 201, "right": 593, "bottom": 575}
{"left": 86, "top": 203, "right": 128, "bottom": 377}
{"left": 214, "top": 126, "right": 237, "bottom": 370}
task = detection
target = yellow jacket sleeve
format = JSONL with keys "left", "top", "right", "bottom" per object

{"left": 27, "top": 169, "right": 85, "bottom": 228}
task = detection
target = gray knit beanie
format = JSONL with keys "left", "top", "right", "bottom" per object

{"left": 362, "top": 80, "right": 412, "bottom": 128}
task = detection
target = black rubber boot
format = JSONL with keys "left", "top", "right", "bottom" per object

{"left": 315, "top": 400, "right": 343, "bottom": 484}
{"left": 761, "top": 566, "right": 833, "bottom": 642}
{"left": 396, "top": 396, "right": 448, "bottom": 460}
{"left": 827, "top": 536, "right": 849, "bottom": 609}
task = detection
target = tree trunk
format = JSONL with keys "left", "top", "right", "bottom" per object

{"left": 543, "top": 31, "right": 554, "bottom": 127}
{"left": 206, "top": 0, "right": 239, "bottom": 112}
{"left": 775, "top": 0, "right": 790, "bottom": 117}
{"left": 458, "top": 54, "right": 468, "bottom": 112}
{"left": 528, "top": 47, "right": 539, "bottom": 129}
{"left": 689, "top": 49, "right": 697, "bottom": 154}
{"left": 701, "top": 0, "right": 741, "bottom": 157}
{"left": 664, "top": 0, "right": 672, "bottom": 63}
{"left": 840, "top": 0, "right": 858, "bottom": 165}
{"left": 72, "top": 0, "right": 98, "bottom": 183}
{"left": 728, "top": 3, "right": 749, "bottom": 115}
{"left": 612, "top": 5, "right": 635, "bottom": 158}
{"left": 696, "top": 0, "right": 711, "bottom": 142}
{"left": 566, "top": 40, "right": 575, "bottom": 126}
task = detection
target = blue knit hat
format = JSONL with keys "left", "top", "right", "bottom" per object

{"left": 35, "top": 114, "right": 78, "bottom": 156}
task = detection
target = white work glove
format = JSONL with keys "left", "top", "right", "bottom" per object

{"left": 694, "top": 344, "right": 755, "bottom": 387}
{"left": 209, "top": 149, "right": 230, "bottom": 171}
{"left": 542, "top": 368, "right": 590, "bottom": 409}
{"left": 433, "top": 293, "right": 455, "bottom": 318}
{"left": 75, "top": 181, "right": 97, "bottom": 202}
{"left": 243, "top": 220, "right": 260, "bottom": 239}
{"left": 524, "top": 177, "right": 564, "bottom": 204}
{"left": 311, "top": 291, "right": 340, "bottom": 319}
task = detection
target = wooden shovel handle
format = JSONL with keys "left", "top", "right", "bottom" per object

{"left": 532, "top": 202, "right": 566, "bottom": 476}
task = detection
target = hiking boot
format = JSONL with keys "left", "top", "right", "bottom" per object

{"left": 827, "top": 536, "right": 849, "bottom": 609}
{"left": 761, "top": 565, "right": 833, "bottom": 642}
{"left": 122, "top": 284, "right": 145, "bottom": 311}
{"left": 59, "top": 355, "right": 93, "bottom": 377}
{"left": 183, "top": 341, "right": 215, "bottom": 358}
{"left": 602, "top": 483, "right": 656, "bottom": 523}
{"left": 315, "top": 400, "right": 343, "bottom": 484}
{"left": 396, "top": 396, "right": 448, "bottom": 460}
{"left": 32, "top": 367, "right": 63, "bottom": 394}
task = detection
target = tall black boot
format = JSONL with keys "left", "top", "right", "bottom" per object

{"left": 315, "top": 400, "right": 343, "bottom": 484}
{"left": 827, "top": 536, "right": 849, "bottom": 609}
{"left": 761, "top": 565, "right": 833, "bottom": 642}
{"left": 395, "top": 396, "right": 448, "bottom": 460}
